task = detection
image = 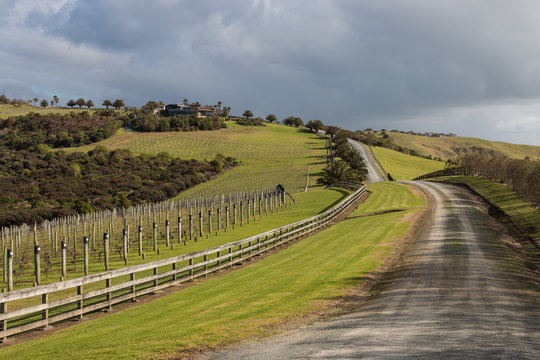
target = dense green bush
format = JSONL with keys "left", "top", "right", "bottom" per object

{"left": 0, "top": 147, "right": 236, "bottom": 226}
{"left": 0, "top": 111, "right": 122, "bottom": 149}
{"left": 127, "top": 114, "right": 226, "bottom": 132}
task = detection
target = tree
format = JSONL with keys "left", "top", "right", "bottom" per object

{"left": 86, "top": 99, "right": 94, "bottom": 109}
{"left": 317, "top": 160, "right": 360, "bottom": 185}
{"left": 76, "top": 98, "right": 86, "bottom": 109}
{"left": 67, "top": 99, "right": 76, "bottom": 108}
{"left": 33, "top": 97, "right": 39, "bottom": 106}
{"left": 266, "top": 114, "right": 277, "bottom": 123}
{"left": 40, "top": 99, "right": 49, "bottom": 108}
{"left": 243, "top": 110, "right": 253, "bottom": 120}
{"left": 113, "top": 99, "right": 125, "bottom": 110}
{"left": 53, "top": 95, "right": 59, "bottom": 106}
{"left": 306, "top": 120, "right": 315, "bottom": 132}
{"left": 102, "top": 100, "right": 112, "bottom": 109}
{"left": 325, "top": 126, "right": 341, "bottom": 140}
{"left": 50, "top": 100, "right": 54, "bottom": 107}
{"left": 183, "top": 98, "right": 189, "bottom": 106}
{"left": 0, "top": 94, "right": 9, "bottom": 104}
{"left": 292, "top": 117, "right": 303, "bottom": 127}
{"left": 312, "top": 120, "right": 324, "bottom": 132}
{"left": 217, "top": 101, "right": 222, "bottom": 110}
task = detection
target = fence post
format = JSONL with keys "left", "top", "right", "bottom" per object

{"left": 1, "top": 295, "right": 6, "bottom": 342}
{"left": 189, "top": 215, "right": 193, "bottom": 240}
{"left": 138, "top": 225, "right": 143, "bottom": 256}
{"left": 225, "top": 206, "right": 229, "bottom": 230}
{"left": 217, "top": 208, "right": 221, "bottom": 232}
{"left": 84, "top": 236, "right": 89, "bottom": 276}
{"left": 177, "top": 216, "right": 182, "bottom": 244}
{"left": 34, "top": 245, "right": 41, "bottom": 286}
{"left": 61, "top": 241, "right": 67, "bottom": 279}
{"left": 208, "top": 210, "right": 213, "bottom": 234}
{"left": 103, "top": 233, "right": 110, "bottom": 271}
{"left": 233, "top": 203, "right": 237, "bottom": 228}
{"left": 165, "top": 220, "right": 170, "bottom": 247}
{"left": 7, "top": 250, "right": 13, "bottom": 292}
{"left": 199, "top": 212, "right": 203, "bottom": 237}
{"left": 153, "top": 222, "right": 158, "bottom": 252}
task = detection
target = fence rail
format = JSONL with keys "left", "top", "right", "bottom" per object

{"left": 412, "top": 166, "right": 470, "bottom": 180}
{"left": 0, "top": 185, "right": 365, "bottom": 341}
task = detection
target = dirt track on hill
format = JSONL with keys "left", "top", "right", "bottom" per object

{"left": 348, "top": 139, "right": 385, "bottom": 183}
{"left": 201, "top": 181, "right": 540, "bottom": 359}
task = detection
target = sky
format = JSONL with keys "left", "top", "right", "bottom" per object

{"left": 1, "top": 0, "right": 540, "bottom": 146}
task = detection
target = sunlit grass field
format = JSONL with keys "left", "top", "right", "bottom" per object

{"left": 70, "top": 123, "right": 328, "bottom": 196}
{"left": 371, "top": 146, "right": 445, "bottom": 180}
{"left": 386, "top": 131, "right": 540, "bottom": 161}
{"left": 0, "top": 182, "right": 425, "bottom": 360}
{"left": 0, "top": 104, "right": 102, "bottom": 118}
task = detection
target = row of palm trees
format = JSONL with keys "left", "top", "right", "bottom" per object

{"left": 28, "top": 95, "right": 126, "bottom": 110}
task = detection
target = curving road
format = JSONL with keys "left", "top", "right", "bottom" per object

{"left": 348, "top": 139, "right": 385, "bottom": 183}
{"left": 202, "top": 181, "right": 539, "bottom": 359}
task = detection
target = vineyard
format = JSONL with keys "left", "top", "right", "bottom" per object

{"left": 71, "top": 123, "right": 327, "bottom": 197}
{"left": 0, "top": 123, "right": 330, "bottom": 295}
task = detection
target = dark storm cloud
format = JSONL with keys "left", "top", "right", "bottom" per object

{"left": 2, "top": 0, "right": 540, "bottom": 145}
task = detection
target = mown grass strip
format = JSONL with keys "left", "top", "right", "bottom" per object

{"left": 371, "top": 146, "right": 445, "bottom": 180}
{"left": 0, "top": 182, "right": 425, "bottom": 359}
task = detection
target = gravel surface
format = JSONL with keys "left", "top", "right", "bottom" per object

{"left": 201, "top": 181, "right": 539, "bottom": 359}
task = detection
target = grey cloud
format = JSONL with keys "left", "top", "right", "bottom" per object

{"left": 2, "top": 0, "right": 540, "bottom": 145}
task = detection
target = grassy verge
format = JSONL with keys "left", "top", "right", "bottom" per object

{"left": 0, "top": 183, "right": 425, "bottom": 359}
{"left": 7, "top": 188, "right": 347, "bottom": 294}
{"left": 371, "top": 146, "right": 445, "bottom": 180}
{"left": 434, "top": 176, "right": 540, "bottom": 245}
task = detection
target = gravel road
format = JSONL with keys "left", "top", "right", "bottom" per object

{"left": 202, "top": 181, "right": 539, "bottom": 359}
{"left": 348, "top": 139, "right": 386, "bottom": 183}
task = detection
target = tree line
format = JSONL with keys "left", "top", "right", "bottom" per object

{"left": 459, "top": 154, "right": 540, "bottom": 208}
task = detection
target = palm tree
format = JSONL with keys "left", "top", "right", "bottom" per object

{"left": 40, "top": 99, "right": 48, "bottom": 108}
{"left": 53, "top": 95, "right": 59, "bottom": 106}
{"left": 217, "top": 101, "right": 222, "bottom": 110}
{"left": 183, "top": 98, "right": 189, "bottom": 106}
{"left": 33, "top": 98, "right": 39, "bottom": 107}
{"left": 243, "top": 110, "right": 253, "bottom": 120}
{"left": 316, "top": 160, "right": 359, "bottom": 186}
{"left": 50, "top": 100, "right": 54, "bottom": 107}
{"left": 76, "top": 98, "right": 86, "bottom": 109}
{"left": 86, "top": 99, "right": 94, "bottom": 109}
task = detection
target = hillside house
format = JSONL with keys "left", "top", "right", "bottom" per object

{"left": 165, "top": 103, "right": 219, "bottom": 117}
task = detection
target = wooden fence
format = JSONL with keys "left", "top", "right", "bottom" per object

{"left": 412, "top": 166, "right": 470, "bottom": 180}
{"left": 0, "top": 185, "right": 365, "bottom": 341}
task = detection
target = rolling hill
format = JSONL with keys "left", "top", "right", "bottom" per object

{"left": 385, "top": 131, "right": 540, "bottom": 160}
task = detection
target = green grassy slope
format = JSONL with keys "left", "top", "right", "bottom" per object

{"left": 387, "top": 132, "right": 540, "bottom": 160}
{"left": 0, "top": 104, "right": 96, "bottom": 118}
{"left": 69, "top": 123, "right": 327, "bottom": 196}
{"left": 0, "top": 182, "right": 425, "bottom": 359}
{"left": 372, "top": 146, "right": 445, "bottom": 180}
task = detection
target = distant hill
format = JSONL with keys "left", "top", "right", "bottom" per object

{"left": 384, "top": 131, "right": 540, "bottom": 161}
